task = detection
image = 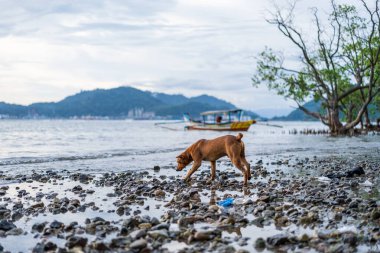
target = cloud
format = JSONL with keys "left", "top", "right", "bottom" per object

{"left": 0, "top": 0, "right": 337, "bottom": 117}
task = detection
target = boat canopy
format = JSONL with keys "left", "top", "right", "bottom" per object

{"left": 200, "top": 109, "right": 242, "bottom": 116}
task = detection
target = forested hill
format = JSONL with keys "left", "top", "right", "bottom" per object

{"left": 0, "top": 86, "right": 261, "bottom": 119}
{"left": 273, "top": 100, "right": 379, "bottom": 121}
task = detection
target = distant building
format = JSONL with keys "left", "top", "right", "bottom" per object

{"left": 127, "top": 108, "right": 155, "bottom": 119}
{"left": 0, "top": 114, "right": 10, "bottom": 119}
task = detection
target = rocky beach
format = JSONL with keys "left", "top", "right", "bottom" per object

{"left": 2, "top": 0, "right": 380, "bottom": 251}
{"left": 0, "top": 154, "right": 379, "bottom": 253}
{"left": 0, "top": 120, "right": 379, "bottom": 252}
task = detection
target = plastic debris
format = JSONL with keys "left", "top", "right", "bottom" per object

{"left": 337, "top": 225, "right": 358, "bottom": 234}
{"left": 359, "top": 180, "right": 373, "bottom": 187}
{"left": 217, "top": 198, "right": 234, "bottom": 207}
{"left": 317, "top": 176, "right": 331, "bottom": 183}
{"left": 234, "top": 198, "right": 244, "bottom": 205}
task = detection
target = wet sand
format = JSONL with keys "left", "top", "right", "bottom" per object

{"left": 0, "top": 155, "right": 379, "bottom": 253}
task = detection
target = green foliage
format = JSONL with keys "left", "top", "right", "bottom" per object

{"left": 253, "top": 0, "right": 380, "bottom": 132}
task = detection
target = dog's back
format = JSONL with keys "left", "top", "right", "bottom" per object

{"left": 177, "top": 132, "right": 251, "bottom": 185}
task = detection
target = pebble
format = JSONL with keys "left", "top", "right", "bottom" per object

{"left": 266, "top": 234, "right": 290, "bottom": 247}
{"left": 49, "top": 220, "right": 64, "bottom": 229}
{"left": 32, "top": 222, "right": 47, "bottom": 233}
{"left": 130, "top": 239, "right": 147, "bottom": 249}
{"left": 0, "top": 156, "right": 378, "bottom": 253}
{"left": 65, "top": 236, "right": 88, "bottom": 249}
{"left": 129, "top": 229, "right": 147, "bottom": 240}
{"left": 194, "top": 231, "right": 212, "bottom": 241}
{"left": 370, "top": 209, "right": 380, "bottom": 220}
{"left": 0, "top": 220, "right": 16, "bottom": 231}
{"left": 147, "top": 229, "right": 168, "bottom": 239}
{"left": 154, "top": 189, "right": 165, "bottom": 198}
{"left": 254, "top": 237, "right": 266, "bottom": 249}
{"left": 5, "top": 227, "right": 23, "bottom": 236}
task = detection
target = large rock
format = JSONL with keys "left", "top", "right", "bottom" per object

{"left": 129, "top": 229, "right": 147, "bottom": 240}
{"left": 130, "top": 239, "right": 147, "bottom": 249}
{"left": 5, "top": 228, "right": 23, "bottom": 236}
{"left": 29, "top": 202, "right": 44, "bottom": 209}
{"left": 32, "top": 222, "right": 47, "bottom": 233}
{"left": 345, "top": 166, "right": 365, "bottom": 177}
{"left": 194, "top": 231, "right": 213, "bottom": 241}
{"left": 0, "top": 220, "right": 16, "bottom": 231}
{"left": 66, "top": 236, "right": 88, "bottom": 249}
{"left": 49, "top": 220, "right": 64, "bottom": 229}
{"left": 266, "top": 234, "right": 290, "bottom": 247}
{"left": 154, "top": 189, "right": 165, "bottom": 198}
{"left": 147, "top": 229, "right": 168, "bottom": 239}
{"left": 254, "top": 237, "right": 266, "bottom": 249}
{"left": 371, "top": 209, "right": 380, "bottom": 220}
{"left": 44, "top": 242, "right": 57, "bottom": 251}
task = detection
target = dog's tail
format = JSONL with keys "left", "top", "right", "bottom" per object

{"left": 236, "top": 133, "right": 243, "bottom": 141}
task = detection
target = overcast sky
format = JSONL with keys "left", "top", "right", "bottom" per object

{"left": 0, "top": 0, "right": 345, "bottom": 117}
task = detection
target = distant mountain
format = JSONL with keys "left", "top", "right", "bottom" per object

{"left": 150, "top": 92, "right": 188, "bottom": 106}
{"left": 273, "top": 100, "right": 379, "bottom": 121}
{"left": 244, "top": 110, "right": 262, "bottom": 120}
{"left": 189, "top": 95, "right": 236, "bottom": 109}
{"left": 0, "top": 86, "right": 262, "bottom": 119}
{"left": 272, "top": 101, "right": 321, "bottom": 121}
{"left": 0, "top": 102, "right": 27, "bottom": 117}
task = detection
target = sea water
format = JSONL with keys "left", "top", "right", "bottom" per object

{"left": 0, "top": 120, "right": 379, "bottom": 175}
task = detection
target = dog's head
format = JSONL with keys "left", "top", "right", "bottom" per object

{"left": 176, "top": 152, "right": 192, "bottom": 171}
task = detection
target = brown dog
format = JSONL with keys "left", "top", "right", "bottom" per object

{"left": 176, "top": 133, "right": 251, "bottom": 185}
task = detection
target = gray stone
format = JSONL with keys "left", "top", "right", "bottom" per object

{"left": 371, "top": 209, "right": 380, "bottom": 220}
{"left": 194, "top": 231, "right": 213, "bottom": 241}
{"left": 44, "top": 241, "right": 57, "bottom": 251}
{"left": 66, "top": 236, "right": 88, "bottom": 249}
{"left": 11, "top": 211, "right": 23, "bottom": 221}
{"left": 266, "top": 234, "right": 290, "bottom": 247}
{"left": 32, "top": 242, "right": 44, "bottom": 253}
{"left": 151, "top": 223, "right": 170, "bottom": 230}
{"left": 5, "top": 227, "right": 23, "bottom": 236}
{"left": 130, "top": 239, "right": 147, "bottom": 249}
{"left": 148, "top": 229, "right": 168, "bottom": 239}
{"left": 50, "top": 220, "right": 63, "bottom": 229}
{"left": 32, "top": 222, "right": 47, "bottom": 233}
{"left": 0, "top": 220, "right": 16, "bottom": 231}
{"left": 254, "top": 237, "right": 266, "bottom": 249}
{"left": 129, "top": 229, "right": 147, "bottom": 240}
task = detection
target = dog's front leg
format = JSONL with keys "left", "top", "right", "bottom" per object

{"left": 210, "top": 161, "right": 216, "bottom": 180}
{"left": 183, "top": 161, "right": 201, "bottom": 182}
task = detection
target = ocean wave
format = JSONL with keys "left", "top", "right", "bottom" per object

{"left": 0, "top": 147, "right": 183, "bottom": 166}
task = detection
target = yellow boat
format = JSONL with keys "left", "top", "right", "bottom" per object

{"left": 183, "top": 109, "right": 256, "bottom": 131}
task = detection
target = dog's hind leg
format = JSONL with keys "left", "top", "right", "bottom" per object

{"left": 210, "top": 161, "right": 216, "bottom": 181}
{"left": 241, "top": 157, "right": 251, "bottom": 180}
{"left": 239, "top": 141, "right": 251, "bottom": 180}
{"left": 232, "top": 157, "right": 248, "bottom": 186}
{"left": 184, "top": 161, "right": 201, "bottom": 182}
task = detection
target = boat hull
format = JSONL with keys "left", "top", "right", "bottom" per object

{"left": 185, "top": 120, "right": 255, "bottom": 131}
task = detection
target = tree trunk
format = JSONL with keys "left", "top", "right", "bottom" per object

{"left": 363, "top": 109, "right": 372, "bottom": 129}
{"left": 347, "top": 104, "right": 354, "bottom": 124}
{"left": 327, "top": 101, "right": 344, "bottom": 135}
{"left": 330, "top": 114, "right": 344, "bottom": 135}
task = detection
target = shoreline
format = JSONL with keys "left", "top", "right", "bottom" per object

{"left": 0, "top": 156, "right": 379, "bottom": 252}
